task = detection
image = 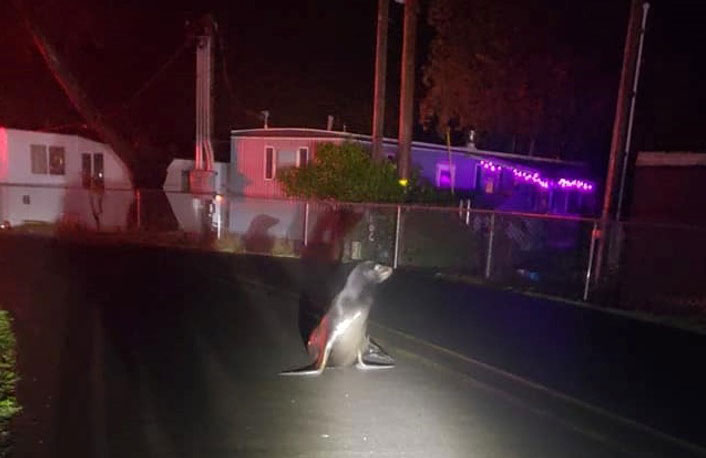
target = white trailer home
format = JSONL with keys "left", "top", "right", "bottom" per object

{"left": 0, "top": 127, "right": 134, "bottom": 229}
{"left": 0, "top": 127, "right": 132, "bottom": 189}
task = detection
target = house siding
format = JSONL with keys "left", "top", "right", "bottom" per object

{"left": 225, "top": 128, "right": 596, "bottom": 216}
{"left": 231, "top": 136, "right": 343, "bottom": 198}
{"left": 0, "top": 128, "right": 134, "bottom": 229}
{"left": 631, "top": 164, "right": 706, "bottom": 226}
{"left": 0, "top": 128, "right": 132, "bottom": 189}
{"left": 163, "top": 159, "right": 229, "bottom": 193}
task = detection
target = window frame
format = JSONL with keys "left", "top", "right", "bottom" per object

{"left": 435, "top": 162, "right": 456, "bottom": 188}
{"left": 48, "top": 146, "right": 66, "bottom": 175}
{"left": 473, "top": 164, "right": 482, "bottom": 190}
{"left": 264, "top": 145, "right": 275, "bottom": 180}
{"left": 297, "top": 146, "right": 309, "bottom": 168}
{"left": 30, "top": 144, "right": 48, "bottom": 175}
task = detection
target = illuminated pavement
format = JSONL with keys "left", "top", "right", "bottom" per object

{"left": 0, "top": 236, "right": 703, "bottom": 457}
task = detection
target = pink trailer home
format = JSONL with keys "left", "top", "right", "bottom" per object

{"left": 229, "top": 128, "right": 365, "bottom": 197}
{"left": 228, "top": 127, "right": 597, "bottom": 216}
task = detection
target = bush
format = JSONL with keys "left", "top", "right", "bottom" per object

{"left": 0, "top": 310, "right": 20, "bottom": 457}
{"left": 278, "top": 142, "right": 449, "bottom": 204}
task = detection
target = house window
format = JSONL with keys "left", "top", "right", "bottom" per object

{"left": 49, "top": 146, "right": 65, "bottom": 175}
{"left": 551, "top": 190, "right": 568, "bottom": 214}
{"left": 277, "top": 150, "right": 296, "bottom": 169}
{"left": 435, "top": 163, "right": 456, "bottom": 188}
{"left": 474, "top": 164, "right": 482, "bottom": 190}
{"left": 264, "top": 146, "right": 275, "bottom": 180}
{"left": 297, "top": 147, "right": 309, "bottom": 167}
{"left": 81, "top": 153, "right": 104, "bottom": 188}
{"left": 484, "top": 178, "right": 495, "bottom": 194}
{"left": 30, "top": 144, "right": 48, "bottom": 174}
{"left": 499, "top": 169, "right": 514, "bottom": 196}
{"left": 535, "top": 190, "right": 550, "bottom": 213}
{"left": 567, "top": 191, "right": 583, "bottom": 214}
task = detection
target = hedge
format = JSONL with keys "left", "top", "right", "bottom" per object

{"left": 0, "top": 310, "right": 20, "bottom": 458}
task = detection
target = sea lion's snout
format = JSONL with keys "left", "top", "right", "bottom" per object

{"left": 373, "top": 263, "right": 393, "bottom": 282}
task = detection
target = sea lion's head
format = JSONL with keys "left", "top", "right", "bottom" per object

{"left": 352, "top": 261, "right": 393, "bottom": 287}
{"left": 366, "top": 262, "right": 393, "bottom": 283}
{"left": 341, "top": 261, "right": 393, "bottom": 307}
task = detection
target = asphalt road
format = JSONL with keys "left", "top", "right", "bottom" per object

{"left": 0, "top": 235, "right": 703, "bottom": 457}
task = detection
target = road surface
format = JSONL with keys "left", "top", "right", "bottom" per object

{"left": 0, "top": 235, "right": 703, "bottom": 457}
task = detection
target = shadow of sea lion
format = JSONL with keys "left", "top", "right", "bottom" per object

{"left": 242, "top": 214, "right": 279, "bottom": 253}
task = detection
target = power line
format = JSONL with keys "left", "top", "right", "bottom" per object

{"left": 214, "top": 25, "right": 265, "bottom": 123}
{"left": 104, "top": 36, "right": 194, "bottom": 118}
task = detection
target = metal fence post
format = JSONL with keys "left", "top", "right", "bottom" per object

{"left": 216, "top": 195, "right": 222, "bottom": 240}
{"left": 393, "top": 205, "right": 401, "bottom": 269}
{"left": 485, "top": 213, "right": 496, "bottom": 279}
{"left": 303, "top": 201, "right": 310, "bottom": 247}
{"left": 583, "top": 221, "right": 599, "bottom": 301}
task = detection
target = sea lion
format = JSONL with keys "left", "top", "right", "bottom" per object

{"left": 281, "top": 261, "right": 394, "bottom": 376}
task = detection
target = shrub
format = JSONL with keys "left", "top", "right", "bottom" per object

{"left": 0, "top": 310, "right": 20, "bottom": 458}
{"left": 278, "top": 142, "right": 449, "bottom": 204}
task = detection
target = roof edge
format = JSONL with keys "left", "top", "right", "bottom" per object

{"left": 636, "top": 151, "right": 706, "bottom": 167}
{"left": 230, "top": 127, "right": 586, "bottom": 167}
{"left": 1, "top": 126, "right": 105, "bottom": 145}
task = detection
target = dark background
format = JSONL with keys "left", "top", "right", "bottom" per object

{"left": 1, "top": 0, "right": 704, "bottom": 175}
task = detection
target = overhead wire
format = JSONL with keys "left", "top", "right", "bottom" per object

{"left": 36, "top": 17, "right": 265, "bottom": 134}
{"left": 103, "top": 36, "right": 194, "bottom": 119}
{"left": 214, "top": 25, "right": 265, "bottom": 123}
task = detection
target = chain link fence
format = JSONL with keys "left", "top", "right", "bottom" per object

{"left": 596, "top": 221, "right": 706, "bottom": 320}
{"left": 1, "top": 184, "right": 704, "bottom": 320}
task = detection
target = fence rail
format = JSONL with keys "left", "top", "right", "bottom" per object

{"left": 1, "top": 184, "right": 705, "bottom": 320}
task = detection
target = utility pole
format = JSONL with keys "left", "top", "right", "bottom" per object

{"left": 445, "top": 127, "right": 455, "bottom": 195}
{"left": 616, "top": 2, "right": 650, "bottom": 221}
{"left": 397, "top": 0, "right": 418, "bottom": 184}
{"left": 371, "top": 0, "right": 390, "bottom": 161}
{"left": 595, "top": 0, "right": 649, "bottom": 281}
{"left": 190, "top": 15, "right": 217, "bottom": 193}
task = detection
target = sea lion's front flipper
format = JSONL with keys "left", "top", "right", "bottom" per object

{"left": 357, "top": 337, "right": 395, "bottom": 370}
{"left": 356, "top": 348, "right": 394, "bottom": 370}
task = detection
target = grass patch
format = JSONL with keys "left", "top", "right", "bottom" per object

{"left": 0, "top": 310, "right": 20, "bottom": 458}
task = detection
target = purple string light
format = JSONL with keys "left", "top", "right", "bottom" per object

{"left": 557, "top": 178, "right": 594, "bottom": 192}
{"left": 479, "top": 160, "right": 594, "bottom": 192}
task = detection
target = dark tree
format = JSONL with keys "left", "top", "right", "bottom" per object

{"left": 421, "top": 0, "right": 616, "bottom": 160}
{"left": 8, "top": 0, "right": 195, "bottom": 187}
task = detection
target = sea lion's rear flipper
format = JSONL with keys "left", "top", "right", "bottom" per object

{"left": 280, "top": 328, "right": 338, "bottom": 376}
{"left": 358, "top": 337, "right": 395, "bottom": 369}
{"left": 279, "top": 361, "right": 324, "bottom": 376}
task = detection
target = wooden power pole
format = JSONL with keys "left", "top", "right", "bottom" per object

{"left": 371, "top": 0, "right": 390, "bottom": 162}
{"left": 595, "top": 0, "right": 649, "bottom": 281}
{"left": 397, "top": 0, "right": 418, "bottom": 184}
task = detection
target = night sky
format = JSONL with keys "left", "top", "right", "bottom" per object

{"left": 1, "top": 0, "right": 704, "bottom": 175}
